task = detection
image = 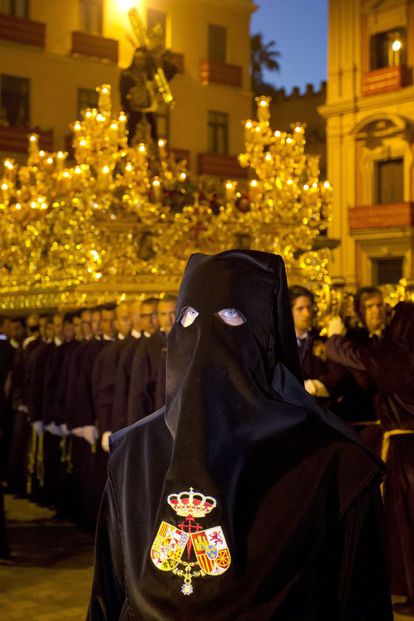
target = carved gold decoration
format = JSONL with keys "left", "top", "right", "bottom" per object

{"left": 0, "top": 87, "right": 335, "bottom": 311}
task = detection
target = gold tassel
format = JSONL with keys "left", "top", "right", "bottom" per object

{"left": 36, "top": 433, "right": 45, "bottom": 487}
{"left": 26, "top": 426, "right": 37, "bottom": 495}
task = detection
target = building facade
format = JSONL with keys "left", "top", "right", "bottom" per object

{"left": 322, "top": 0, "right": 414, "bottom": 287}
{"left": 270, "top": 81, "right": 327, "bottom": 179}
{"left": 0, "top": 0, "right": 253, "bottom": 177}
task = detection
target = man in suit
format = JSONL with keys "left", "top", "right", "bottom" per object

{"left": 127, "top": 295, "right": 176, "bottom": 425}
{"left": 108, "top": 298, "right": 159, "bottom": 440}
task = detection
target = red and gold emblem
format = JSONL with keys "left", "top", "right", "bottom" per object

{"left": 150, "top": 487, "right": 231, "bottom": 595}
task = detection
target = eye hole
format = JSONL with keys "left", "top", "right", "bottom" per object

{"left": 217, "top": 308, "right": 246, "bottom": 326}
{"left": 178, "top": 306, "right": 199, "bottom": 328}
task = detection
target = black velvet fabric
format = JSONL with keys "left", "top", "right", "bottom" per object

{"left": 127, "top": 330, "right": 167, "bottom": 425}
{"left": 88, "top": 250, "right": 392, "bottom": 620}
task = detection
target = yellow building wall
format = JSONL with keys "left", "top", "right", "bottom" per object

{"left": 322, "top": 0, "right": 414, "bottom": 286}
{"left": 0, "top": 0, "right": 253, "bottom": 169}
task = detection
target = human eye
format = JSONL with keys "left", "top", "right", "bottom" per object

{"left": 217, "top": 308, "right": 246, "bottom": 326}
{"left": 178, "top": 306, "right": 199, "bottom": 327}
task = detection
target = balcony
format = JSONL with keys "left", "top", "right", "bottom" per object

{"left": 0, "top": 126, "right": 53, "bottom": 153}
{"left": 0, "top": 13, "right": 45, "bottom": 48}
{"left": 71, "top": 31, "right": 118, "bottom": 64}
{"left": 170, "top": 147, "right": 190, "bottom": 163}
{"left": 349, "top": 202, "right": 414, "bottom": 232}
{"left": 362, "top": 65, "right": 406, "bottom": 97}
{"left": 198, "top": 153, "right": 248, "bottom": 178}
{"left": 200, "top": 60, "right": 242, "bottom": 88}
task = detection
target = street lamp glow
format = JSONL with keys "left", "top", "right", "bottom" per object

{"left": 116, "top": 0, "right": 138, "bottom": 11}
{"left": 392, "top": 39, "right": 402, "bottom": 52}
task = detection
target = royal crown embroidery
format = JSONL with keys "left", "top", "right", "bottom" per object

{"left": 150, "top": 487, "right": 231, "bottom": 595}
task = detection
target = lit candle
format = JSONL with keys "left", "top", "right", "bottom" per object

{"left": 119, "top": 111, "right": 127, "bottom": 135}
{"left": 28, "top": 134, "right": 39, "bottom": 158}
{"left": 109, "top": 121, "right": 119, "bottom": 145}
{"left": 158, "top": 138, "right": 167, "bottom": 160}
{"left": 264, "top": 152, "right": 273, "bottom": 174}
{"left": 152, "top": 177, "right": 162, "bottom": 201}
{"left": 137, "top": 143, "right": 146, "bottom": 166}
{"left": 56, "top": 151, "right": 66, "bottom": 172}
{"left": 3, "top": 159, "right": 14, "bottom": 181}
{"left": 244, "top": 120, "right": 253, "bottom": 142}
{"left": 225, "top": 180, "right": 236, "bottom": 202}
{"left": 1, "top": 181, "right": 9, "bottom": 204}
{"left": 249, "top": 179, "right": 260, "bottom": 202}
{"left": 98, "top": 164, "right": 111, "bottom": 190}
{"left": 98, "top": 84, "right": 111, "bottom": 115}
{"left": 256, "top": 96, "right": 271, "bottom": 123}
{"left": 124, "top": 162, "right": 133, "bottom": 185}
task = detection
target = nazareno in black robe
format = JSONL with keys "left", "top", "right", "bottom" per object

{"left": 88, "top": 250, "right": 392, "bottom": 621}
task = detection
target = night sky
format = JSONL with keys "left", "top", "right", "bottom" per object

{"left": 250, "top": 0, "right": 328, "bottom": 94}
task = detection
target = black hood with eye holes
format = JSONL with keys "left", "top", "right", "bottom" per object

{"left": 150, "top": 251, "right": 383, "bottom": 613}
{"left": 92, "top": 250, "right": 389, "bottom": 621}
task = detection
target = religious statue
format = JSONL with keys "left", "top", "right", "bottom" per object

{"left": 120, "top": 14, "right": 178, "bottom": 145}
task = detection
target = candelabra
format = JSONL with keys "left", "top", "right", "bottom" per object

{"left": 0, "top": 87, "right": 336, "bottom": 310}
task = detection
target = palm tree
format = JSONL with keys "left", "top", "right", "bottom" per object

{"left": 251, "top": 33, "right": 281, "bottom": 97}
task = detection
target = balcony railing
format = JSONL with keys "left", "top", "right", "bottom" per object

{"left": 200, "top": 60, "right": 242, "bottom": 88}
{"left": 349, "top": 202, "right": 414, "bottom": 231}
{"left": 0, "top": 126, "right": 53, "bottom": 153}
{"left": 0, "top": 13, "right": 45, "bottom": 48}
{"left": 362, "top": 65, "right": 406, "bottom": 97}
{"left": 198, "top": 153, "right": 248, "bottom": 178}
{"left": 71, "top": 31, "right": 118, "bottom": 64}
{"left": 170, "top": 147, "right": 190, "bottom": 163}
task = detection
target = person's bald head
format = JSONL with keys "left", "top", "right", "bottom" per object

{"left": 114, "top": 303, "right": 131, "bottom": 337}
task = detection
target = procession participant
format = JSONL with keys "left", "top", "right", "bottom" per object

{"left": 88, "top": 250, "right": 392, "bottom": 621}
{"left": 327, "top": 298, "right": 414, "bottom": 616}
{"left": 0, "top": 315, "right": 14, "bottom": 478}
{"left": 41, "top": 313, "right": 72, "bottom": 509}
{"left": 109, "top": 298, "right": 159, "bottom": 438}
{"left": 92, "top": 303, "right": 132, "bottom": 498}
{"left": 127, "top": 295, "right": 176, "bottom": 425}
{"left": 67, "top": 305, "right": 115, "bottom": 526}
{"left": 288, "top": 285, "right": 346, "bottom": 406}
{"left": 26, "top": 315, "right": 55, "bottom": 499}
{"left": 93, "top": 303, "right": 132, "bottom": 437}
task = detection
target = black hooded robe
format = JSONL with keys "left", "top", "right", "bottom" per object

{"left": 88, "top": 251, "right": 392, "bottom": 621}
{"left": 327, "top": 302, "right": 414, "bottom": 601}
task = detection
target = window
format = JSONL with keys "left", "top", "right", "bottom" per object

{"left": 372, "top": 257, "right": 403, "bottom": 285}
{"left": 0, "top": 0, "right": 28, "bottom": 17}
{"left": 0, "top": 74, "right": 29, "bottom": 126}
{"left": 156, "top": 102, "right": 169, "bottom": 141}
{"left": 78, "top": 88, "right": 99, "bottom": 117}
{"left": 208, "top": 24, "right": 226, "bottom": 62}
{"left": 375, "top": 158, "right": 403, "bottom": 204}
{"left": 370, "top": 27, "right": 406, "bottom": 70}
{"left": 208, "top": 111, "right": 228, "bottom": 155}
{"left": 79, "top": 0, "right": 102, "bottom": 35}
{"left": 147, "top": 9, "right": 166, "bottom": 47}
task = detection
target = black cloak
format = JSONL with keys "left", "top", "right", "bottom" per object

{"left": 88, "top": 250, "right": 392, "bottom": 621}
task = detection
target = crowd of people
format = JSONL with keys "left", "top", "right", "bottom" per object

{"left": 289, "top": 284, "right": 414, "bottom": 616}
{"left": 0, "top": 296, "right": 176, "bottom": 536}
{"left": 0, "top": 280, "right": 413, "bottom": 615}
